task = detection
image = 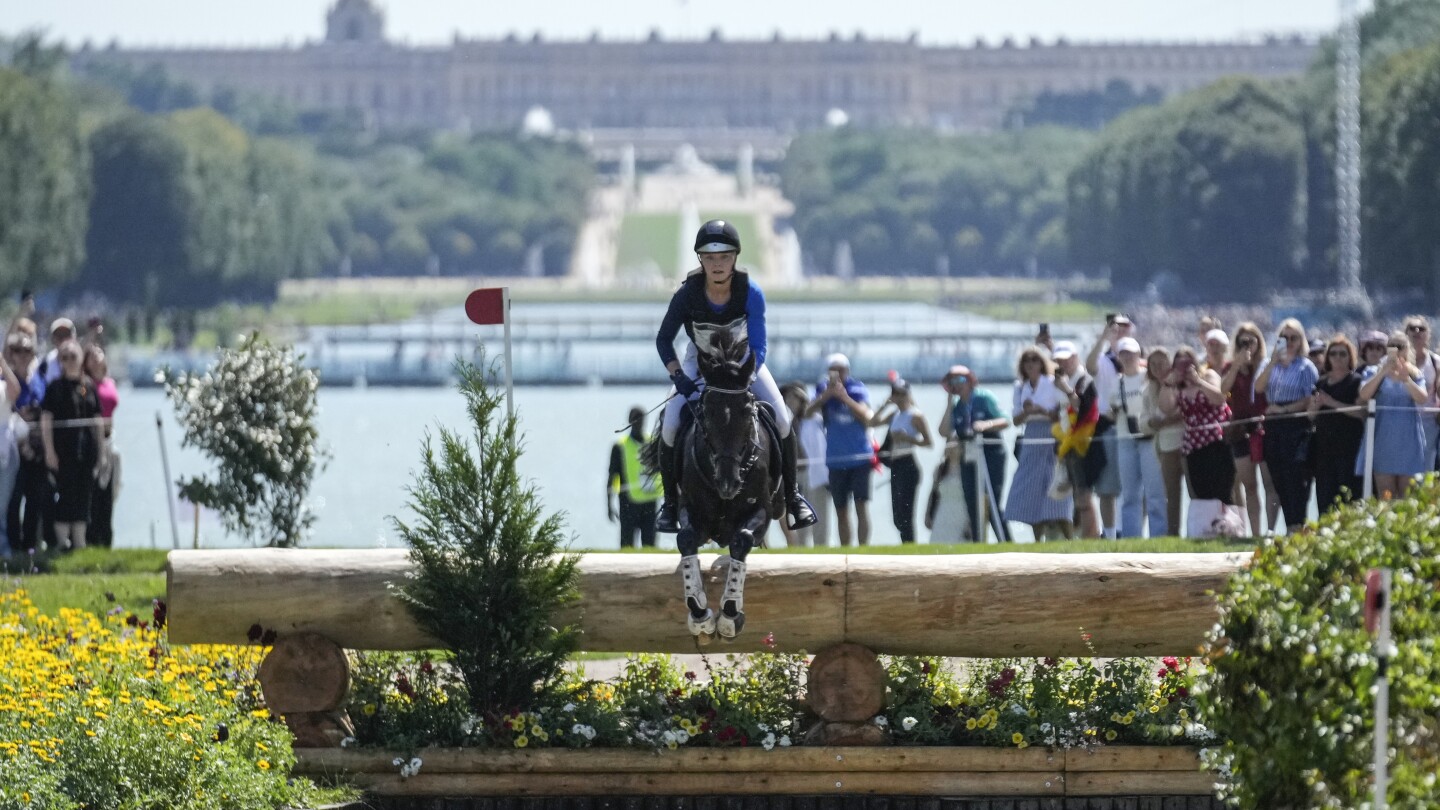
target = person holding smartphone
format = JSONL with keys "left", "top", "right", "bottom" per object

{"left": 1159, "top": 346, "right": 1235, "bottom": 515}
{"left": 805, "top": 354, "right": 873, "bottom": 546}
{"left": 1221, "top": 322, "right": 1278, "bottom": 536}
{"left": 1255, "top": 318, "right": 1319, "bottom": 533}
{"left": 1355, "top": 331, "right": 1428, "bottom": 500}
{"left": 938, "top": 364, "right": 1011, "bottom": 542}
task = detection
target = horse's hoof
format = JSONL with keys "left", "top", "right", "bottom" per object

{"left": 688, "top": 609, "right": 717, "bottom": 637}
{"left": 717, "top": 610, "right": 745, "bottom": 640}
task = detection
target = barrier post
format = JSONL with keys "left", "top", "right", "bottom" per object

{"left": 1363, "top": 400, "right": 1377, "bottom": 497}
{"left": 1365, "top": 568, "right": 1392, "bottom": 809}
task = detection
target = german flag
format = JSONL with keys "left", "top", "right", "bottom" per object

{"left": 1053, "top": 389, "right": 1099, "bottom": 459}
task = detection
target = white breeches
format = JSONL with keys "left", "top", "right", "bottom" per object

{"left": 661, "top": 346, "right": 791, "bottom": 444}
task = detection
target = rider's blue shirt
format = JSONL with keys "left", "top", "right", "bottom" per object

{"left": 656, "top": 272, "right": 767, "bottom": 369}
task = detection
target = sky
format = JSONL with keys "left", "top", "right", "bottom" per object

{"left": 4, "top": 0, "right": 1352, "bottom": 49}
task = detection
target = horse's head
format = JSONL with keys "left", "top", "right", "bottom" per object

{"left": 697, "top": 336, "right": 755, "bottom": 392}
{"left": 697, "top": 383, "right": 758, "bottom": 502}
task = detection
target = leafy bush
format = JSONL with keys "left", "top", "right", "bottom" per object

{"left": 392, "top": 358, "right": 580, "bottom": 722}
{"left": 0, "top": 590, "right": 353, "bottom": 809}
{"left": 161, "top": 334, "right": 325, "bottom": 547}
{"left": 1198, "top": 478, "right": 1440, "bottom": 808}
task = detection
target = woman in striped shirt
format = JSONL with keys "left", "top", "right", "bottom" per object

{"left": 1255, "top": 318, "right": 1319, "bottom": 533}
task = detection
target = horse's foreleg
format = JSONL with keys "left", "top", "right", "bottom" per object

{"left": 678, "top": 528, "right": 716, "bottom": 638}
{"left": 717, "top": 509, "right": 767, "bottom": 640}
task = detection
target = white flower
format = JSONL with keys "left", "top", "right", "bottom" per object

{"left": 563, "top": 703, "right": 577, "bottom": 713}
{"left": 410, "top": 757, "right": 422, "bottom": 771}
{"left": 778, "top": 735, "right": 792, "bottom": 747}
{"left": 392, "top": 757, "right": 404, "bottom": 767}
{"left": 675, "top": 730, "right": 690, "bottom": 744}
{"left": 873, "top": 715, "right": 888, "bottom": 727}
{"left": 762, "top": 732, "right": 777, "bottom": 751}
{"left": 340, "top": 736, "right": 356, "bottom": 748}
{"left": 572, "top": 723, "right": 586, "bottom": 735}
{"left": 901, "top": 716, "right": 918, "bottom": 731}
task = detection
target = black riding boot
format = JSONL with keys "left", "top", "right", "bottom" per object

{"left": 656, "top": 438, "right": 680, "bottom": 533}
{"left": 781, "top": 433, "right": 818, "bottom": 530}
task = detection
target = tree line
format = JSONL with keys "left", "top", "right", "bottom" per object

{"left": 0, "top": 37, "right": 593, "bottom": 309}
{"left": 783, "top": 0, "right": 1440, "bottom": 304}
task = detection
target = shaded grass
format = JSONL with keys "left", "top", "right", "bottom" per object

{"left": 5, "top": 572, "right": 165, "bottom": 618}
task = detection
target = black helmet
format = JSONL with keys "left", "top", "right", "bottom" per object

{"left": 694, "top": 220, "right": 741, "bottom": 254}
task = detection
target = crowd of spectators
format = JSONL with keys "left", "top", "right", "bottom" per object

{"left": 1, "top": 297, "right": 119, "bottom": 557}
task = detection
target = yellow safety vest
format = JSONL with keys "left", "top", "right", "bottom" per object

{"left": 613, "top": 435, "right": 662, "bottom": 503}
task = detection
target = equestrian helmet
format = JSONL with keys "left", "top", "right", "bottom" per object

{"left": 694, "top": 220, "right": 742, "bottom": 254}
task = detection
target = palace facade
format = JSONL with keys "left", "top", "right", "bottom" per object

{"left": 75, "top": 0, "right": 1318, "bottom": 135}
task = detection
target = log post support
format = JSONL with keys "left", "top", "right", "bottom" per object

{"left": 257, "top": 631, "right": 355, "bottom": 747}
{"left": 803, "top": 642, "right": 889, "bottom": 746}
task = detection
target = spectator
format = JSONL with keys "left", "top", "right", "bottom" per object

{"left": 6, "top": 333, "right": 49, "bottom": 553}
{"left": 1308, "top": 335, "right": 1364, "bottom": 512}
{"left": 1004, "top": 346, "right": 1072, "bottom": 540}
{"left": 1197, "top": 315, "right": 1224, "bottom": 349}
{"left": 38, "top": 318, "right": 75, "bottom": 385}
{"left": 782, "top": 383, "right": 828, "bottom": 547}
{"left": 1356, "top": 332, "right": 1428, "bottom": 500}
{"left": 1202, "top": 328, "right": 1230, "bottom": 374}
{"left": 1255, "top": 318, "right": 1319, "bottom": 533}
{"left": 805, "top": 354, "right": 874, "bottom": 546}
{"left": 607, "top": 406, "right": 661, "bottom": 549}
{"left": 1358, "top": 330, "right": 1388, "bottom": 374}
{"left": 925, "top": 443, "right": 971, "bottom": 542}
{"left": 1307, "top": 338, "right": 1327, "bottom": 371}
{"left": 0, "top": 335, "right": 21, "bottom": 555}
{"left": 938, "top": 364, "right": 1010, "bottom": 542}
{"left": 1221, "top": 323, "right": 1277, "bottom": 536}
{"left": 1402, "top": 316, "right": 1440, "bottom": 470}
{"left": 869, "top": 376, "right": 933, "bottom": 543}
{"left": 1160, "top": 346, "right": 1236, "bottom": 511}
{"left": 1107, "top": 337, "right": 1166, "bottom": 538}
{"left": 40, "top": 340, "right": 104, "bottom": 551}
{"left": 1142, "top": 347, "right": 1186, "bottom": 535}
{"left": 84, "top": 346, "right": 120, "bottom": 549}
{"left": 1084, "top": 315, "right": 1130, "bottom": 539}
{"left": 1059, "top": 340, "right": 1104, "bottom": 537}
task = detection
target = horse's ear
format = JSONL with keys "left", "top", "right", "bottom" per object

{"left": 739, "top": 348, "right": 756, "bottom": 380}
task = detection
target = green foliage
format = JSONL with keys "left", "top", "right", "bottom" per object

{"left": 1067, "top": 77, "right": 1307, "bottom": 299}
{"left": 1198, "top": 477, "right": 1440, "bottom": 808}
{"left": 160, "top": 334, "right": 325, "bottom": 547}
{"left": 782, "top": 127, "right": 1091, "bottom": 277}
{"left": 1010, "top": 79, "right": 1164, "bottom": 130}
{"left": 0, "top": 63, "right": 90, "bottom": 296}
{"left": 392, "top": 357, "right": 581, "bottom": 722}
{"left": 344, "top": 650, "right": 1206, "bottom": 752}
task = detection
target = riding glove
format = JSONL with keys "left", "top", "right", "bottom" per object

{"left": 670, "top": 370, "right": 699, "bottom": 399}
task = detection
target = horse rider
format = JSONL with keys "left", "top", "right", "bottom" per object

{"left": 654, "top": 219, "right": 818, "bottom": 533}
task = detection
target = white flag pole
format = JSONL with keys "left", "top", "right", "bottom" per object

{"left": 1370, "top": 568, "right": 1392, "bottom": 810}
{"left": 502, "top": 285, "right": 514, "bottom": 421}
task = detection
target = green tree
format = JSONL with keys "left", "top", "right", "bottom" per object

{"left": 0, "top": 66, "right": 90, "bottom": 295}
{"left": 161, "top": 334, "right": 326, "bottom": 547}
{"left": 393, "top": 357, "right": 580, "bottom": 721}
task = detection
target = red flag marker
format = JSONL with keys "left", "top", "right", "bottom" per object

{"left": 465, "top": 288, "right": 506, "bottom": 325}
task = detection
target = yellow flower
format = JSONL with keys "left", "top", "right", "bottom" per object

{"left": 1106, "top": 730, "right": 1118, "bottom": 741}
{"left": 1011, "top": 732, "right": 1024, "bottom": 745}
{"left": 257, "top": 759, "right": 271, "bottom": 770}
{"left": 515, "top": 735, "right": 529, "bottom": 748}
{"left": 965, "top": 718, "right": 977, "bottom": 730}
{"left": 1016, "top": 740, "right": 1029, "bottom": 749}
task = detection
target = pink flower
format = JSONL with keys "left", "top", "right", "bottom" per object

{"left": 762, "top": 632, "right": 777, "bottom": 649}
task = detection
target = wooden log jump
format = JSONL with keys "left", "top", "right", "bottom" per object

{"left": 166, "top": 549, "right": 1249, "bottom": 657}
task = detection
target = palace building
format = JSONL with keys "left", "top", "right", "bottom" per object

{"left": 74, "top": 0, "right": 1318, "bottom": 137}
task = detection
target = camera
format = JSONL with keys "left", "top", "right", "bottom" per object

{"left": 1126, "top": 415, "right": 1141, "bottom": 436}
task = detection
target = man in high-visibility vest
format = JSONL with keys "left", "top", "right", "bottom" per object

{"left": 608, "top": 406, "right": 662, "bottom": 548}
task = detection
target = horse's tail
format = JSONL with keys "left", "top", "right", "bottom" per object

{"left": 639, "top": 435, "right": 662, "bottom": 475}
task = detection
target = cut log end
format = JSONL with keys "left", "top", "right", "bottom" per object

{"left": 806, "top": 643, "right": 886, "bottom": 723}
{"left": 258, "top": 631, "right": 351, "bottom": 714}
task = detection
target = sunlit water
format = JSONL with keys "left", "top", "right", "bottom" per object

{"left": 111, "top": 382, "right": 1023, "bottom": 551}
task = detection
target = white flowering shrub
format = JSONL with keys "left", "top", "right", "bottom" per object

{"left": 161, "top": 333, "right": 325, "bottom": 547}
{"left": 1198, "top": 478, "right": 1440, "bottom": 808}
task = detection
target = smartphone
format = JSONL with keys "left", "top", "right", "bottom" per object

{"left": 1387, "top": 346, "right": 1399, "bottom": 360}
{"left": 1173, "top": 356, "right": 1193, "bottom": 377}
{"left": 1105, "top": 313, "right": 1117, "bottom": 325}
{"left": 828, "top": 369, "right": 841, "bottom": 385}
{"left": 1038, "top": 322, "right": 1050, "bottom": 337}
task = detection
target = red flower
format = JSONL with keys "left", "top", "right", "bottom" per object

{"left": 151, "top": 599, "right": 168, "bottom": 630}
{"left": 920, "top": 661, "right": 931, "bottom": 674}
{"left": 1043, "top": 657, "right": 1058, "bottom": 668}
{"left": 1176, "top": 686, "right": 1189, "bottom": 699}
{"left": 685, "top": 671, "right": 697, "bottom": 681}
{"left": 125, "top": 614, "right": 138, "bottom": 627}
{"left": 246, "top": 624, "right": 264, "bottom": 643}
{"left": 420, "top": 661, "right": 434, "bottom": 675}
{"left": 1080, "top": 632, "right": 1093, "bottom": 642}
{"left": 1162, "top": 656, "right": 1180, "bottom": 672}
{"left": 762, "top": 632, "right": 777, "bottom": 649}
{"left": 395, "top": 674, "right": 416, "bottom": 698}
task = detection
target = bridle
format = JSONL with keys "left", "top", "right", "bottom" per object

{"left": 688, "top": 384, "right": 761, "bottom": 495}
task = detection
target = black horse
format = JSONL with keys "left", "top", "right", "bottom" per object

{"left": 648, "top": 339, "right": 782, "bottom": 641}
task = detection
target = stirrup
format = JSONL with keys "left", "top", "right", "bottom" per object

{"left": 786, "top": 493, "right": 817, "bottom": 530}
{"left": 657, "top": 502, "right": 679, "bottom": 533}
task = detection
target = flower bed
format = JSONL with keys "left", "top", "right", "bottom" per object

{"left": 0, "top": 590, "right": 352, "bottom": 809}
